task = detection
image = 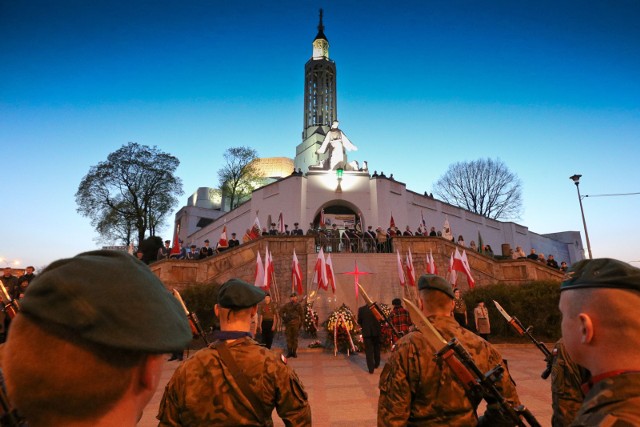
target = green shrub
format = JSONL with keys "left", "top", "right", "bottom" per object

{"left": 464, "top": 281, "right": 561, "bottom": 342}
{"left": 181, "top": 282, "right": 222, "bottom": 331}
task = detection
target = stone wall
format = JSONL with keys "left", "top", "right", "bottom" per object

{"left": 151, "top": 235, "right": 564, "bottom": 323}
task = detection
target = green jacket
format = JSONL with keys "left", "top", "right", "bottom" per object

{"left": 158, "top": 337, "right": 311, "bottom": 426}
{"left": 378, "top": 315, "right": 521, "bottom": 427}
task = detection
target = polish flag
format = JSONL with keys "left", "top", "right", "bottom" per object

{"left": 459, "top": 250, "right": 476, "bottom": 288}
{"left": 426, "top": 250, "right": 438, "bottom": 275}
{"left": 249, "top": 215, "right": 261, "bottom": 240}
{"left": 448, "top": 252, "right": 458, "bottom": 285}
{"left": 170, "top": 223, "right": 181, "bottom": 256}
{"left": 320, "top": 209, "right": 326, "bottom": 228}
{"left": 326, "top": 254, "right": 336, "bottom": 294}
{"left": 390, "top": 213, "right": 396, "bottom": 229}
{"left": 292, "top": 249, "right": 303, "bottom": 294}
{"left": 263, "top": 246, "right": 273, "bottom": 290}
{"left": 254, "top": 251, "right": 265, "bottom": 288}
{"left": 314, "top": 247, "right": 328, "bottom": 290}
{"left": 277, "top": 212, "right": 285, "bottom": 234}
{"left": 218, "top": 225, "right": 229, "bottom": 249}
{"left": 396, "top": 249, "right": 406, "bottom": 287}
{"left": 405, "top": 249, "right": 416, "bottom": 287}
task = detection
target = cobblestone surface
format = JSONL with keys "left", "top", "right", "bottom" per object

{"left": 139, "top": 336, "right": 553, "bottom": 427}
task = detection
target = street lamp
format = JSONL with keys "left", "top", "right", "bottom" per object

{"left": 569, "top": 174, "right": 593, "bottom": 259}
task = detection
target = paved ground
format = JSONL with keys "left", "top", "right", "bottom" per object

{"left": 140, "top": 336, "right": 553, "bottom": 426}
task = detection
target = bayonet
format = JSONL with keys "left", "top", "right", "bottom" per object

{"left": 173, "top": 289, "right": 209, "bottom": 346}
{"left": 0, "top": 281, "right": 19, "bottom": 319}
{"left": 493, "top": 300, "right": 553, "bottom": 379}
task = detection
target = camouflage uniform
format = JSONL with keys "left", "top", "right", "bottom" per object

{"left": 280, "top": 301, "right": 304, "bottom": 356}
{"left": 551, "top": 339, "right": 589, "bottom": 427}
{"left": 158, "top": 336, "right": 311, "bottom": 426}
{"left": 378, "top": 315, "right": 521, "bottom": 426}
{"left": 570, "top": 372, "right": 640, "bottom": 426}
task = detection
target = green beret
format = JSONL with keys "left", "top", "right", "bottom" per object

{"left": 561, "top": 258, "right": 640, "bottom": 292}
{"left": 20, "top": 250, "right": 191, "bottom": 353}
{"left": 417, "top": 274, "right": 455, "bottom": 299}
{"left": 218, "top": 278, "right": 265, "bottom": 309}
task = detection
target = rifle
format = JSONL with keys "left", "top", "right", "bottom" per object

{"left": 357, "top": 284, "right": 402, "bottom": 340}
{"left": 0, "top": 282, "right": 19, "bottom": 319}
{"left": 172, "top": 289, "right": 209, "bottom": 346}
{"left": 493, "top": 300, "right": 553, "bottom": 379}
{"left": 404, "top": 298, "right": 541, "bottom": 427}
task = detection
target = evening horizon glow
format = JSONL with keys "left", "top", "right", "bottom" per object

{"left": 1, "top": 1, "right": 639, "bottom": 269}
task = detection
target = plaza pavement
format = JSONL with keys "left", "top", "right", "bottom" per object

{"left": 140, "top": 337, "right": 553, "bottom": 427}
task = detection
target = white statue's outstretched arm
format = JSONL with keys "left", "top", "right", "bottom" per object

{"left": 317, "top": 134, "right": 331, "bottom": 154}
{"left": 342, "top": 133, "right": 357, "bottom": 151}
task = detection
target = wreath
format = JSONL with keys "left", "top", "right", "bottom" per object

{"left": 303, "top": 302, "right": 319, "bottom": 338}
{"left": 325, "top": 304, "right": 364, "bottom": 355}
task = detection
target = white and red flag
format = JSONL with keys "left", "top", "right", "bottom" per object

{"left": 459, "top": 250, "right": 476, "bottom": 288}
{"left": 263, "top": 246, "right": 273, "bottom": 290}
{"left": 218, "top": 225, "right": 229, "bottom": 249}
{"left": 314, "top": 247, "right": 328, "bottom": 290}
{"left": 249, "top": 214, "right": 261, "bottom": 239}
{"left": 170, "top": 223, "right": 181, "bottom": 256}
{"left": 325, "top": 253, "right": 336, "bottom": 294}
{"left": 254, "top": 251, "right": 265, "bottom": 288}
{"left": 426, "top": 249, "right": 438, "bottom": 275}
{"left": 277, "top": 212, "right": 285, "bottom": 234}
{"left": 405, "top": 249, "right": 416, "bottom": 287}
{"left": 292, "top": 249, "right": 303, "bottom": 294}
{"left": 390, "top": 213, "right": 396, "bottom": 230}
{"left": 396, "top": 249, "right": 406, "bottom": 287}
{"left": 320, "top": 209, "right": 326, "bottom": 228}
{"left": 448, "top": 251, "right": 458, "bottom": 285}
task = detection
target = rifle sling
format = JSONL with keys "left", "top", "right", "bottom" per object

{"left": 212, "top": 341, "right": 269, "bottom": 424}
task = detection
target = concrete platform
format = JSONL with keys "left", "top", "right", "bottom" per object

{"left": 140, "top": 338, "right": 553, "bottom": 427}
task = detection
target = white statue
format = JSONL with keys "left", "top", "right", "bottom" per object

{"left": 316, "top": 120, "right": 357, "bottom": 170}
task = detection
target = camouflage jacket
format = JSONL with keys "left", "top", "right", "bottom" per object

{"left": 279, "top": 302, "right": 304, "bottom": 326}
{"left": 570, "top": 372, "right": 640, "bottom": 426}
{"left": 378, "top": 315, "right": 521, "bottom": 427}
{"left": 552, "top": 339, "right": 589, "bottom": 427}
{"left": 157, "top": 337, "right": 311, "bottom": 426}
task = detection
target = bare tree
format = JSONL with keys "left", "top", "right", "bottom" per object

{"left": 76, "top": 142, "right": 183, "bottom": 245}
{"left": 433, "top": 158, "right": 523, "bottom": 221}
{"left": 217, "top": 147, "right": 264, "bottom": 210}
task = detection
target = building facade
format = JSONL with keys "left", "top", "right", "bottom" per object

{"left": 174, "top": 10, "right": 584, "bottom": 267}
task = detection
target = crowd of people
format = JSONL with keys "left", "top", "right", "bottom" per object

{"left": 0, "top": 265, "right": 37, "bottom": 342}
{"left": 0, "top": 251, "right": 637, "bottom": 426}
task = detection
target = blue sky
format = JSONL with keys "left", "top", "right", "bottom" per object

{"left": 1, "top": 0, "right": 639, "bottom": 269}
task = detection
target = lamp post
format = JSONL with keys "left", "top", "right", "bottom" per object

{"left": 336, "top": 168, "right": 344, "bottom": 193}
{"left": 569, "top": 174, "right": 593, "bottom": 259}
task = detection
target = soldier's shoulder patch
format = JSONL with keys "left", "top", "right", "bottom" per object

{"left": 280, "top": 353, "right": 288, "bottom": 365}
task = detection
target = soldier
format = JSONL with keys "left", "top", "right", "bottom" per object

{"left": 378, "top": 274, "right": 521, "bottom": 426}
{"left": 551, "top": 339, "right": 590, "bottom": 427}
{"left": 279, "top": 292, "right": 305, "bottom": 358}
{"left": 559, "top": 258, "right": 640, "bottom": 425}
{"left": 158, "top": 279, "right": 311, "bottom": 426}
{"left": 2, "top": 250, "right": 191, "bottom": 427}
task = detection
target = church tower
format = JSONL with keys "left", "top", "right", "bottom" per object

{"left": 294, "top": 9, "right": 337, "bottom": 173}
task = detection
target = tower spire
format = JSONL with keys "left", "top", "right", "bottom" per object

{"left": 315, "top": 8, "right": 327, "bottom": 41}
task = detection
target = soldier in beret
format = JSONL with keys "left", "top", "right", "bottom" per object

{"left": 279, "top": 292, "right": 305, "bottom": 358}
{"left": 2, "top": 250, "right": 192, "bottom": 427}
{"left": 158, "top": 279, "right": 311, "bottom": 426}
{"left": 559, "top": 258, "right": 640, "bottom": 426}
{"left": 378, "top": 274, "right": 521, "bottom": 426}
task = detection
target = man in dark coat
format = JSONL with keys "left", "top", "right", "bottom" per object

{"left": 358, "top": 303, "right": 381, "bottom": 374}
